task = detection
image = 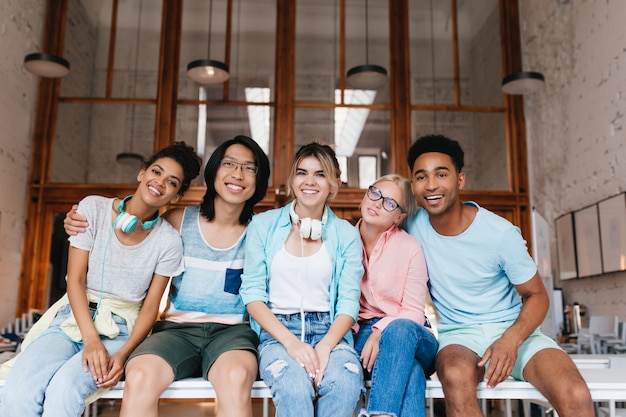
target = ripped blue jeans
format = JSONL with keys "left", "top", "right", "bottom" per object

{"left": 258, "top": 312, "right": 363, "bottom": 417}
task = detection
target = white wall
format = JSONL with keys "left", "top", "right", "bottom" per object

{"left": 520, "top": 0, "right": 626, "bottom": 325}
{"left": 0, "top": 1, "right": 45, "bottom": 327}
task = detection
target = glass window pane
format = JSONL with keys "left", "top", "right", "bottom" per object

{"left": 52, "top": 103, "right": 155, "bottom": 183}
{"left": 409, "top": 0, "right": 455, "bottom": 106}
{"left": 358, "top": 155, "right": 378, "bottom": 189}
{"left": 337, "top": 156, "right": 348, "bottom": 184}
{"left": 411, "top": 111, "right": 509, "bottom": 191}
{"left": 179, "top": 0, "right": 276, "bottom": 101}
{"left": 61, "top": 0, "right": 161, "bottom": 99}
{"left": 295, "top": 0, "right": 338, "bottom": 103}
{"left": 295, "top": 106, "right": 390, "bottom": 188}
{"left": 457, "top": 0, "right": 503, "bottom": 107}
{"left": 61, "top": 0, "right": 112, "bottom": 97}
{"left": 176, "top": 103, "right": 273, "bottom": 186}
{"left": 345, "top": 0, "right": 389, "bottom": 98}
{"left": 111, "top": 0, "right": 162, "bottom": 98}
{"left": 296, "top": 0, "right": 390, "bottom": 103}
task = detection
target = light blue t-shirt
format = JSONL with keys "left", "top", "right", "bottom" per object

{"left": 406, "top": 202, "right": 537, "bottom": 325}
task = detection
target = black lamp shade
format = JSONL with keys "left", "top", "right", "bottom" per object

{"left": 502, "top": 71, "right": 545, "bottom": 95}
{"left": 346, "top": 64, "right": 388, "bottom": 89}
{"left": 116, "top": 152, "right": 144, "bottom": 166}
{"left": 23, "top": 53, "right": 70, "bottom": 78}
{"left": 187, "top": 59, "right": 230, "bottom": 84}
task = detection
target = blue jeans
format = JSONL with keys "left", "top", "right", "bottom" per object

{"left": 353, "top": 318, "right": 438, "bottom": 417}
{"left": 0, "top": 304, "right": 129, "bottom": 417}
{"left": 258, "top": 312, "right": 363, "bottom": 417}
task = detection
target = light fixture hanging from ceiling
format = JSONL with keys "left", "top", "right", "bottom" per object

{"left": 23, "top": 52, "right": 70, "bottom": 78}
{"left": 116, "top": 152, "right": 144, "bottom": 165}
{"left": 117, "top": 0, "right": 145, "bottom": 166}
{"left": 502, "top": 71, "right": 545, "bottom": 95}
{"left": 346, "top": 0, "right": 387, "bottom": 90}
{"left": 428, "top": 0, "right": 438, "bottom": 132}
{"left": 187, "top": 0, "right": 230, "bottom": 85}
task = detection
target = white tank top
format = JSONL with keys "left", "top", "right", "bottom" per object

{"left": 268, "top": 243, "right": 332, "bottom": 314}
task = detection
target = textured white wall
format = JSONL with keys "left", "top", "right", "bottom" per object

{"left": 0, "top": 0, "right": 44, "bottom": 327}
{"left": 520, "top": 0, "right": 626, "bottom": 325}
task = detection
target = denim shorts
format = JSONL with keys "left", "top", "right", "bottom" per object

{"left": 128, "top": 321, "right": 259, "bottom": 380}
{"left": 437, "top": 320, "right": 561, "bottom": 380}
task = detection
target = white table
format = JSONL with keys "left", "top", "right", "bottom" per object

{"left": 581, "top": 368, "right": 626, "bottom": 417}
{"left": 571, "top": 354, "right": 612, "bottom": 368}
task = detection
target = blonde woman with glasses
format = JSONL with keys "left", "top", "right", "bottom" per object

{"left": 354, "top": 174, "right": 438, "bottom": 417}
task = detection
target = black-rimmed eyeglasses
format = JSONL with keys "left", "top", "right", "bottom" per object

{"left": 220, "top": 159, "right": 258, "bottom": 176}
{"left": 367, "top": 185, "right": 404, "bottom": 212}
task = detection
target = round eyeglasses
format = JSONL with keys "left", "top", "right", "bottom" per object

{"left": 220, "top": 159, "right": 258, "bottom": 176}
{"left": 366, "top": 185, "right": 404, "bottom": 212}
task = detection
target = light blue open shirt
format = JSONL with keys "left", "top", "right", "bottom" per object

{"left": 240, "top": 201, "right": 364, "bottom": 345}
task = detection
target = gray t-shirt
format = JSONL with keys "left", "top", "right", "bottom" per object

{"left": 68, "top": 195, "right": 184, "bottom": 302}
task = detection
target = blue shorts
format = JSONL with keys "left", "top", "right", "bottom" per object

{"left": 437, "top": 320, "right": 561, "bottom": 380}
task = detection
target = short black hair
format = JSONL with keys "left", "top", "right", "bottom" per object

{"left": 200, "top": 135, "right": 270, "bottom": 225}
{"left": 407, "top": 134, "right": 465, "bottom": 173}
{"left": 143, "top": 141, "right": 202, "bottom": 194}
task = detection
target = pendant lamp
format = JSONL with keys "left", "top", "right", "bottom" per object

{"left": 116, "top": 152, "right": 144, "bottom": 166}
{"left": 23, "top": 53, "right": 70, "bottom": 78}
{"left": 187, "top": 0, "right": 230, "bottom": 84}
{"left": 346, "top": 0, "right": 387, "bottom": 90}
{"left": 502, "top": 71, "right": 545, "bottom": 95}
{"left": 116, "top": 0, "right": 146, "bottom": 166}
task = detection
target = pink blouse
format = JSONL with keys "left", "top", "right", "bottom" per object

{"left": 356, "top": 219, "right": 430, "bottom": 333}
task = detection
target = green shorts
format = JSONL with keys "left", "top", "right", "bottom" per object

{"left": 437, "top": 320, "right": 561, "bottom": 381}
{"left": 128, "top": 321, "right": 259, "bottom": 381}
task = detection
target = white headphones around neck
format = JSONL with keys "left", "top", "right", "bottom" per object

{"left": 289, "top": 201, "right": 328, "bottom": 240}
{"left": 114, "top": 195, "right": 159, "bottom": 233}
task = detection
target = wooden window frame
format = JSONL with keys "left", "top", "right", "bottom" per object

{"left": 17, "top": 0, "right": 530, "bottom": 314}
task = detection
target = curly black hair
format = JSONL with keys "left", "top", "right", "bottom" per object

{"left": 407, "top": 134, "right": 465, "bottom": 173}
{"left": 143, "top": 141, "right": 202, "bottom": 194}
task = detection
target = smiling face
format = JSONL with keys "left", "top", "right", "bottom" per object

{"left": 411, "top": 151, "right": 465, "bottom": 218}
{"left": 360, "top": 180, "right": 406, "bottom": 229}
{"left": 214, "top": 143, "right": 257, "bottom": 207}
{"left": 136, "top": 157, "right": 184, "bottom": 207}
{"left": 290, "top": 155, "right": 333, "bottom": 218}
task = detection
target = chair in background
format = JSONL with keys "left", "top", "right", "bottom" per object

{"left": 603, "top": 322, "right": 626, "bottom": 353}
{"left": 613, "top": 343, "right": 626, "bottom": 354}
{"left": 589, "top": 315, "right": 620, "bottom": 354}
{"left": 560, "top": 327, "right": 593, "bottom": 354}
{"left": 559, "top": 315, "right": 619, "bottom": 354}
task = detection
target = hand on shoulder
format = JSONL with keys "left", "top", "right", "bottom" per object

{"left": 64, "top": 204, "right": 88, "bottom": 235}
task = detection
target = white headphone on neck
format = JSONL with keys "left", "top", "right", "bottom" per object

{"left": 289, "top": 201, "right": 328, "bottom": 240}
